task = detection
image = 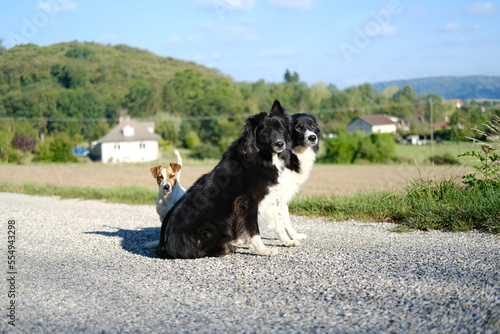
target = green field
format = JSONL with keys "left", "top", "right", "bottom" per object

{"left": 395, "top": 141, "right": 480, "bottom": 165}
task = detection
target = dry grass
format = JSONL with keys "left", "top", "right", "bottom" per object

{"left": 0, "top": 163, "right": 474, "bottom": 196}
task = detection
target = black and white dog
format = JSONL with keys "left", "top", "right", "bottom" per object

{"left": 259, "top": 112, "right": 320, "bottom": 247}
{"left": 157, "top": 100, "right": 293, "bottom": 259}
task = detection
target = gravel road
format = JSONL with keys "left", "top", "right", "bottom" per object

{"left": 1, "top": 193, "right": 499, "bottom": 333}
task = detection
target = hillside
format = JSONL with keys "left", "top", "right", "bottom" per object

{"left": 0, "top": 42, "right": 223, "bottom": 93}
{"left": 371, "top": 75, "right": 500, "bottom": 100}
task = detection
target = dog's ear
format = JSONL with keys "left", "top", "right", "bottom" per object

{"left": 270, "top": 99, "right": 286, "bottom": 117}
{"left": 150, "top": 166, "right": 162, "bottom": 178}
{"left": 170, "top": 163, "right": 182, "bottom": 173}
{"left": 241, "top": 112, "right": 266, "bottom": 157}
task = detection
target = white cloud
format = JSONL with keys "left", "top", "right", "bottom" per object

{"left": 166, "top": 36, "right": 182, "bottom": 45}
{"left": 37, "top": 0, "right": 76, "bottom": 12}
{"left": 268, "top": 0, "right": 315, "bottom": 10}
{"left": 378, "top": 24, "right": 397, "bottom": 36}
{"left": 200, "top": 0, "right": 255, "bottom": 11}
{"left": 440, "top": 22, "right": 462, "bottom": 32}
{"left": 188, "top": 34, "right": 202, "bottom": 42}
{"left": 465, "top": 2, "right": 499, "bottom": 14}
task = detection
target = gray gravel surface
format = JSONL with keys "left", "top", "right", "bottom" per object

{"left": 1, "top": 192, "right": 499, "bottom": 334}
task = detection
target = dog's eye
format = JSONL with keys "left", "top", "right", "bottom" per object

{"left": 278, "top": 128, "right": 284, "bottom": 133}
{"left": 169, "top": 174, "right": 175, "bottom": 178}
{"left": 295, "top": 123, "right": 304, "bottom": 131}
{"left": 261, "top": 131, "right": 269, "bottom": 136}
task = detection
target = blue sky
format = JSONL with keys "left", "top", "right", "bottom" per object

{"left": 1, "top": 0, "right": 499, "bottom": 88}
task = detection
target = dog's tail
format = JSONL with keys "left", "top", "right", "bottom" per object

{"left": 174, "top": 149, "right": 183, "bottom": 183}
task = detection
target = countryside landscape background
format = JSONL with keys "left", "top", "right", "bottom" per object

{"left": 0, "top": 41, "right": 498, "bottom": 233}
{"left": 0, "top": 41, "right": 499, "bottom": 163}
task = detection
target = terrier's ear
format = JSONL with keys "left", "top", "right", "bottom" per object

{"left": 170, "top": 163, "right": 182, "bottom": 173}
{"left": 150, "top": 166, "right": 162, "bottom": 178}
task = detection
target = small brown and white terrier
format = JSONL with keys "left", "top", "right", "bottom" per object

{"left": 150, "top": 149, "right": 186, "bottom": 222}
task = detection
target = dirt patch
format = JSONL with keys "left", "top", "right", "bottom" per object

{"left": 0, "top": 163, "right": 474, "bottom": 196}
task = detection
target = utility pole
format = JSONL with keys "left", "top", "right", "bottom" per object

{"left": 429, "top": 97, "right": 434, "bottom": 157}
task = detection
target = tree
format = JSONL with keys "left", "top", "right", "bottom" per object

{"left": 155, "top": 118, "right": 180, "bottom": 146}
{"left": 309, "top": 82, "right": 332, "bottom": 111}
{"left": 88, "top": 120, "right": 111, "bottom": 143}
{"left": 284, "top": 69, "right": 299, "bottom": 83}
{"left": 448, "top": 102, "right": 488, "bottom": 141}
{"left": 11, "top": 135, "right": 37, "bottom": 153}
{"left": 393, "top": 85, "right": 416, "bottom": 101}
{"left": 0, "top": 122, "right": 14, "bottom": 162}
{"left": 0, "top": 38, "right": 6, "bottom": 55}
{"left": 65, "top": 45, "right": 95, "bottom": 59}
{"left": 383, "top": 86, "right": 399, "bottom": 99}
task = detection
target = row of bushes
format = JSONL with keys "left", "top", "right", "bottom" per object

{"left": 320, "top": 132, "right": 397, "bottom": 164}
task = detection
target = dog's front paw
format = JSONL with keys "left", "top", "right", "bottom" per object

{"left": 292, "top": 233, "right": 307, "bottom": 241}
{"left": 284, "top": 240, "right": 301, "bottom": 247}
{"left": 258, "top": 248, "right": 278, "bottom": 256}
{"left": 231, "top": 239, "right": 246, "bottom": 247}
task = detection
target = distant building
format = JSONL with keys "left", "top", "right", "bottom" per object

{"left": 449, "top": 99, "right": 463, "bottom": 108}
{"left": 432, "top": 118, "right": 450, "bottom": 131}
{"left": 348, "top": 115, "right": 398, "bottom": 134}
{"left": 405, "top": 135, "right": 421, "bottom": 145}
{"left": 91, "top": 116, "right": 160, "bottom": 163}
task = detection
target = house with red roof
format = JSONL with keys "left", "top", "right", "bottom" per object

{"left": 348, "top": 115, "right": 398, "bottom": 134}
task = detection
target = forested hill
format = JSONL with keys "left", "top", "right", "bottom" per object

{"left": 371, "top": 76, "right": 500, "bottom": 100}
{"left": 0, "top": 41, "right": 227, "bottom": 118}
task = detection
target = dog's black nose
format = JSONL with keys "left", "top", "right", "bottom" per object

{"left": 275, "top": 141, "right": 284, "bottom": 149}
{"left": 163, "top": 184, "right": 171, "bottom": 191}
{"left": 308, "top": 135, "right": 317, "bottom": 142}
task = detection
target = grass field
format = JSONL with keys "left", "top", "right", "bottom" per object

{"left": 395, "top": 142, "right": 479, "bottom": 165}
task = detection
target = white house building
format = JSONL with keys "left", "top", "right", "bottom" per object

{"left": 348, "top": 115, "right": 398, "bottom": 134}
{"left": 91, "top": 116, "right": 160, "bottom": 163}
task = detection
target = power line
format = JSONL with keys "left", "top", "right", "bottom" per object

{"left": 0, "top": 99, "right": 492, "bottom": 124}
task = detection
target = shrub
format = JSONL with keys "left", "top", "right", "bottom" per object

{"left": 184, "top": 131, "right": 201, "bottom": 149}
{"left": 189, "top": 143, "right": 221, "bottom": 160}
{"left": 11, "top": 135, "right": 37, "bottom": 153}
{"left": 34, "top": 133, "right": 77, "bottom": 162}
{"left": 428, "top": 153, "right": 459, "bottom": 165}
{"left": 321, "top": 132, "right": 361, "bottom": 163}
{"left": 458, "top": 116, "right": 500, "bottom": 189}
{"left": 321, "top": 132, "right": 396, "bottom": 164}
{"left": 367, "top": 133, "right": 396, "bottom": 162}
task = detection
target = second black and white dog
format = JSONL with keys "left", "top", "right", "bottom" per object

{"left": 157, "top": 100, "right": 293, "bottom": 259}
{"left": 258, "top": 112, "right": 320, "bottom": 247}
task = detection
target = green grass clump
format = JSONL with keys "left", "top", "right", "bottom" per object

{"left": 290, "top": 178, "right": 499, "bottom": 233}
